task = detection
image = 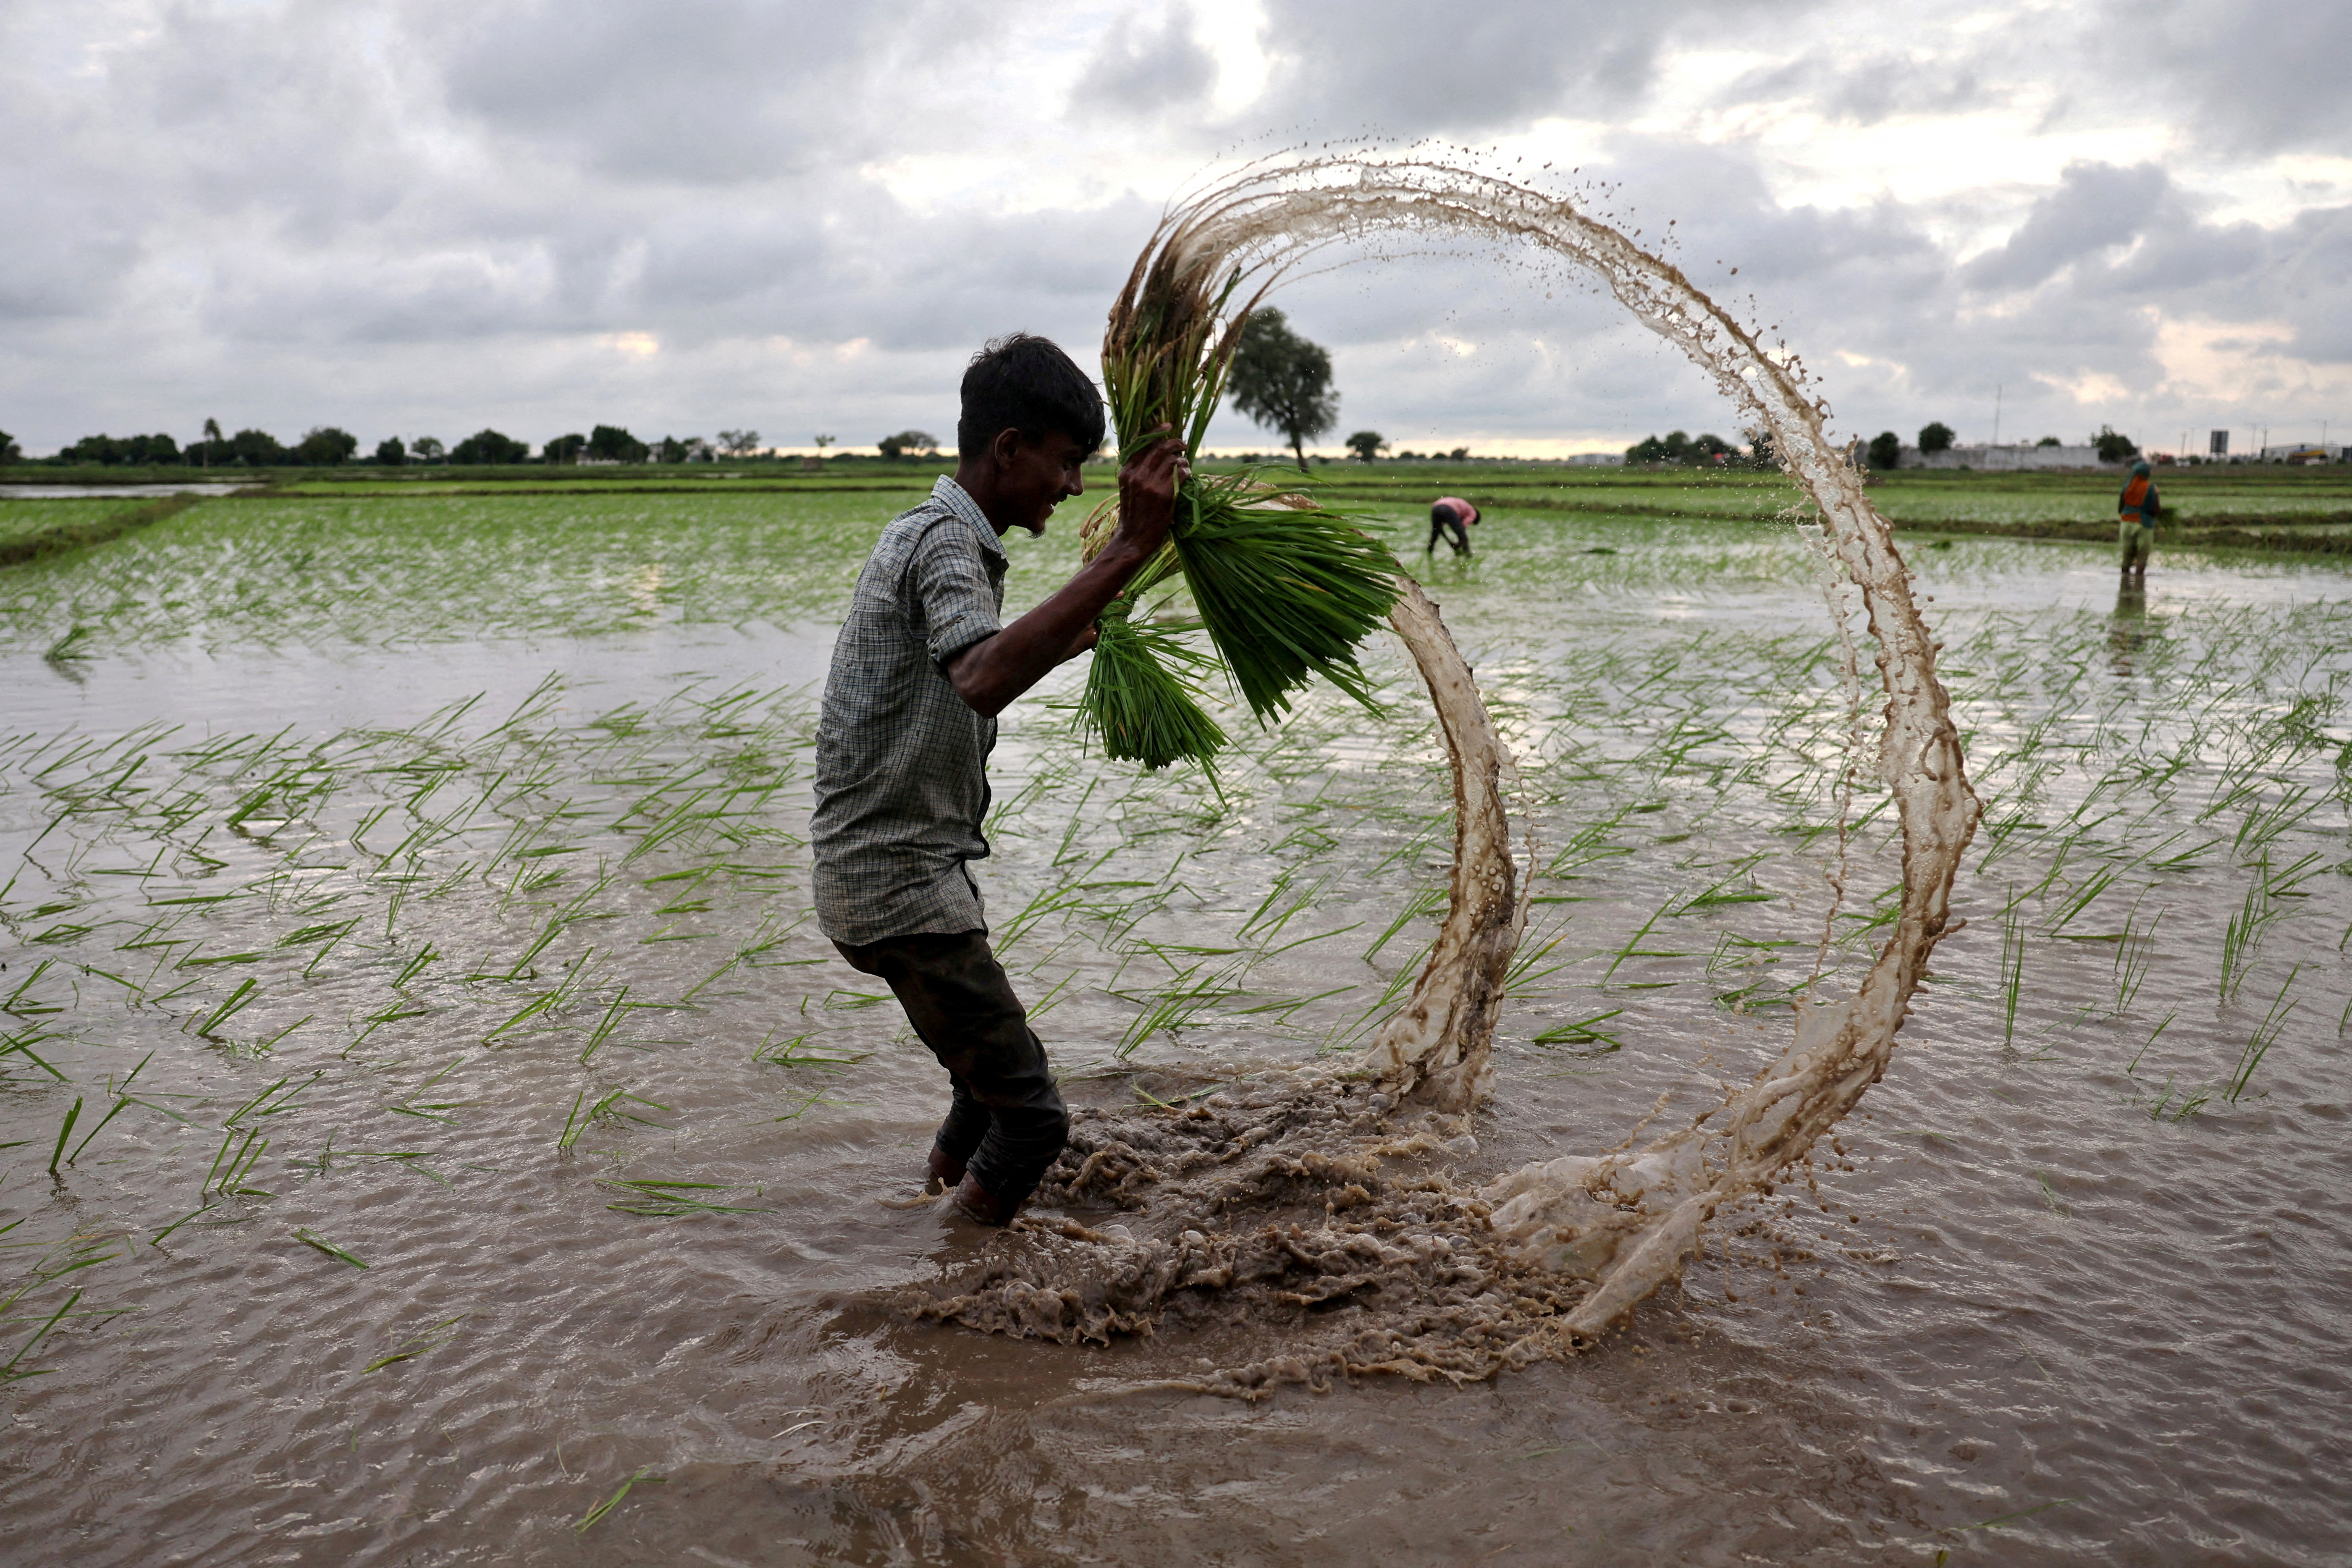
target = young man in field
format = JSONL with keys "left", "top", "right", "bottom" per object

{"left": 810, "top": 333, "right": 1185, "bottom": 1225}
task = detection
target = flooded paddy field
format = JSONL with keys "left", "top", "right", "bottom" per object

{"left": 2, "top": 489, "right": 2347, "bottom": 1565}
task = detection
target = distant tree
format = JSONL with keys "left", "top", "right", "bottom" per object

{"left": 295, "top": 427, "right": 358, "bottom": 466}
{"left": 1627, "top": 430, "right": 1733, "bottom": 465}
{"left": 1227, "top": 307, "right": 1339, "bottom": 473}
{"left": 1744, "top": 425, "right": 1778, "bottom": 467}
{"left": 449, "top": 428, "right": 528, "bottom": 464}
{"left": 876, "top": 430, "right": 940, "bottom": 461}
{"left": 1448, "top": 446, "right": 1470, "bottom": 461}
{"left": 1867, "top": 430, "right": 1903, "bottom": 470}
{"left": 1344, "top": 430, "right": 1388, "bottom": 462}
{"left": 0, "top": 429, "right": 19, "bottom": 463}
{"left": 589, "top": 425, "right": 649, "bottom": 463}
{"left": 61, "top": 435, "right": 122, "bottom": 465}
{"left": 411, "top": 436, "right": 446, "bottom": 462}
{"left": 813, "top": 434, "right": 836, "bottom": 453}
{"left": 657, "top": 435, "right": 689, "bottom": 464}
{"left": 1918, "top": 421, "right": 1955, "bottom": 454}
{"left": 2091, "top": 425, "right": 2138, "bottom": 463}
{"left": 198, "top": 417, "right": 222, "bottom": 469}
{"left": 375, "top": 436, "right": 406, "bottom": 466}
{"left": 228, "top": 428, "right": 289, "bottom": 467}
{"left": 2033, "top": 435, "right": 2061, "bottom": 447}
{"left": 543, "top": 433, "right": 589, "bottom": 464}
{"left": 716, "top": 428, "right": 761, "bottom": 458}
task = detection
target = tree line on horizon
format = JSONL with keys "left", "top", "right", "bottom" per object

{"left": 0, "top": 422, "right": 777, "bottom": 469}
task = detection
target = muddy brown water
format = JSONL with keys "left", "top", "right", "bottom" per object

{"left": 3, "top": 526, "right": 2349, "bottom": 1565}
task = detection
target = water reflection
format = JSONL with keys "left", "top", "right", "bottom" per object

{"left": 2108, "top": 582, "right": 2153, "bottom": 673}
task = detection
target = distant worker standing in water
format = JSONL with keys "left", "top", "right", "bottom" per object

{"left": 2117, "top": 458, "right": 2160, "bottom": 581}
{"left": 1427, "top": 495, "right": 1480, "bottom": 556}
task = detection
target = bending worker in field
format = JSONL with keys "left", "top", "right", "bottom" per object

{"left": 810, "top": 333, "right": 1185, "bottom": 1226}
{"left": 1427, "top": 494, "right": 1480, "bottom": 556}
{"left": 2117, "top": 458, "right": 2160, "bottom": 581}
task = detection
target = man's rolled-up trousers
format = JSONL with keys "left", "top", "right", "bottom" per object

{"left": 832, "top": 928, "right": 1068, "bottom": 1207}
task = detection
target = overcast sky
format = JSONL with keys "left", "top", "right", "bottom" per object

{"left": 6, "top": 0, "right": 2348, "bottom": 458}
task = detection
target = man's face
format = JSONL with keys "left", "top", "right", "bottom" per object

{"left": 999, "top": 429, "right": 1090, "bottom": 535}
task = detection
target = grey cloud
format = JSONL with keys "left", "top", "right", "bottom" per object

{"left": 1250, "top": 0, "right": 1823, "bottom": 137}
{"left": 1724, "top": 49, "right": 2002, "bottom": 126}
{"left": 2124, "top": 0, "right": 2352, "bottom": 155}
{"left": 1960, "top": 162, "right": 2168, "bottom": 292}
{"left": 434, "top": 0, "right": 899, "bottom": 184}
{"left": 1069, "top": 5, "right": 1218, "bottom": 118}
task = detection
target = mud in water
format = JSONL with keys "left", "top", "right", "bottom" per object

{"left": 910, "top": 1078, "right": 1595, "bottom": 1392}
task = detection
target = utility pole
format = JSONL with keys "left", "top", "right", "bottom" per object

{"left": 1991, "top": 383, "right": 2002, "bottom": 453}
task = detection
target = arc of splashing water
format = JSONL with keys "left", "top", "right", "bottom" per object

{"left": 1147, "top": 153, "right": 1982, "bottom": 1342}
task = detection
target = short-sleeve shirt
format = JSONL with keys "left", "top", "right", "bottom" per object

{"left": 810, "top": 476, "right": 1007, "bottom": 944}
{"left": 1433, "top": 496, "right": 1479, "bottom": 526}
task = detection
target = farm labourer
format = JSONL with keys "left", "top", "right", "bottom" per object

{"left": 1427, "top": 495, "right": 1479, "bottom": 556}
{"left": 2117, "top": 458, "right": 2160, "bottom": 580}
{"left": 810, "top": 333, "right": 1186, "bottom": 1226}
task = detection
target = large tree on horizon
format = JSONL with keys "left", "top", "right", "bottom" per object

{"left": 1226, "top": 307, "right": 1338, "bottom": 473}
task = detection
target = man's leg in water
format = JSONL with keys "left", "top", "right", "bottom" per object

{"left": 834, "top": 930, "right": 1068, "bottom": 1221}
{"left": 1426, "top": 511, "right": 1445, "bottom": 555}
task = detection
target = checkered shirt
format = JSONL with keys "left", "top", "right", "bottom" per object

{"left": 810, "top": 476, "right": 1007, "bottom": 944}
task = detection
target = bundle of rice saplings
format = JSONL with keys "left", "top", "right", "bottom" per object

{"left": 1078, "top": 217, "right": 1400, "bottom": 772}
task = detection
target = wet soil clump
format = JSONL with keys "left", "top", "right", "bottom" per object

{"left": 903, "top": 1075, "right": 1599, "bottom": 1394}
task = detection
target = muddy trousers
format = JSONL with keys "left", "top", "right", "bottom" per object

{"left": 2119, "top": 519, "right": 2154, "bottom": 571}
{"left": 1427, "top": 513, "right": 1471, "bottom": 556}
{"left": 832, "top": 929, "right": 1068, "bottom": 1208}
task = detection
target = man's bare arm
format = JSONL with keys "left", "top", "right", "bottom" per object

{"left": 943, "top": 436, "right": 1186, "bottom": 718}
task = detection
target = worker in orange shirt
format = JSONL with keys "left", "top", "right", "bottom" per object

{"left": 2117, "top": 459, "right": 2160, "bottom": 581}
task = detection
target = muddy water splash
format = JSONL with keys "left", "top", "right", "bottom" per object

{"left": 916, "top": 152, "right": 1980, "bottom": 1373}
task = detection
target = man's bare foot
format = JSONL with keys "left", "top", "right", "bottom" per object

{"left": 950, "top": 1172, "right": 1012, "bottom": 1227}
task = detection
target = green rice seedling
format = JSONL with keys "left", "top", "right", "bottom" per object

{"left": 45, "top": 1097, "right": 82, "bottom": 1176}
{"left": 1531, "top": 1009, "right": 1626, "bottom": 1056}
{"left": 0, "top": 1288, "right": 81, "bottom": 1384}
{"left": 362, "top": 1314, "right": 466, "bottom": 1373}
{"left": 391, "top": 942, "right": 440, "bottom": 989}
{"left": 2112, "top": 906, "right": 2161, "bottom": 1015}
{"left": 2225, "top": 965, "right": 2300, "bottom": 1103}
{"left": 596, "top": 1178, "right": 764, "bottom": 1217}
{"left": 1600, "top": 891, "right": 1688, "bottom": 986}
{"left": 190, "top": 977, "right": 262, "bottom": 1040}
{"left": 1999, "top": 899, "right": 2026, "bottom": 1049}
{"left": 575, "top": 1468, "right": 665, "bottom": 1534}
{"left": 387, "top": 1057, "right": 470, "bottom": 1123}
{"left": 751, "top": 1028, "right": 870, "bottom": 1070}
{"left": 2035, "top": 1173, "right": 2069, "bottom": 1219}
{"left": 294, "top": 1228, "right": 368, "bottom": 1269}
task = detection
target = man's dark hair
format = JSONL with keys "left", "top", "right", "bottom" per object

{"left": 957, "top": 333, "right": 1105, "bottom": 460}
